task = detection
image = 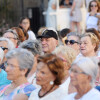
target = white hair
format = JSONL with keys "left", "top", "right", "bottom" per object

{"left": 72, "top": 57, "right": 98, "bottom": 87}
{"left": 0, "top": 37, "right": 15, "bottom": 50}
{"left": 0, "top": 48, "right": 4, "bottom": 63}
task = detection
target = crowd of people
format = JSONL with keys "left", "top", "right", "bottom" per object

{"left": 0, "top": 0, "right": 100, "bottom": 100}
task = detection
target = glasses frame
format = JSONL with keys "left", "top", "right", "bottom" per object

{"left": 65, "top": 40, "right": 79, "bottom": 45}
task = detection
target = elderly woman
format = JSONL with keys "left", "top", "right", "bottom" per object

{"left": 3, "top": 29, "right": 20, "bottom": 47}
{"left": 63, "top": 57, "right": 100, "bottom": 100}
{"left": 0, "top": 48, "right": 36, "bottom": 100}
{"left": 65, "top": 32, "right": 80, "bottom": 55}
{"left": 29, "top": 54, "right": 66, "bottom": 100}
{"left": 53, "top": 45, "right": 77, "bottom": 94}
{"left": 19, "top": 40, "right": 43, "bottom": 87}
{"left": 0, "top": 37, "right": 15, "bottom": 70}
{"left": 0, "top": 48, "right": 11, "bottom": 86}
{"left": 86, "top": 0, "right": 100, "bottom": 30}
{"left": 79, "top": 32, "right": 99, "bottom": 57}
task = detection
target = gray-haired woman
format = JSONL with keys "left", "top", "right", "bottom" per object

{"left": 63, "top": 57, "right": 100, "bottom": 100}
{"left": 19, "top": 40, "right": 43, "bottom": 87}
{"left": 0, "top": 37, "right": 15, "bottom": 70}
{"left": 0, "top": 48, "right": 36, "bottom": 100}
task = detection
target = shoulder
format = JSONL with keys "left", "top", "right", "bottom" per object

{"left": 19, "top": 83, "right": 36, "bottom": 97}
{"left": 29, "top": 88, "right": 40, "bottom": 100}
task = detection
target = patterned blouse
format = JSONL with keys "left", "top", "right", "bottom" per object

{"left": 0, "top": 82, "right": 36, "bottom": 100}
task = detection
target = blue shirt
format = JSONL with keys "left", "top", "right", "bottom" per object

{"left": 0, "top": 69, "right": 11, "bottom": 87}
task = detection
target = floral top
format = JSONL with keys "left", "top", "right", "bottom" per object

{"left": 0, "top": 82, "right": 36, "bottom": 100}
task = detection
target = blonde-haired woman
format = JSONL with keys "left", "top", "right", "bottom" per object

{"left": 79, "top": 32, "right": 99, "bottom": 57}
{"left": 53, "top": 45, "right": 77, "bottom": 95}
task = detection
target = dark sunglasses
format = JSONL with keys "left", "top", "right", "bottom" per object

{"left": 91, "top": 5, "right": 97, "bottom": 7}
{"left": 0, "top": 47, "right": 8, "bottom": 51}
{"left": 65, "top": 40, "right": 79, "bottom": 45}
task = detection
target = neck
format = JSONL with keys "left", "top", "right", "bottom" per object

{"left": 75, "top": 84, "right": 92, "bottom": 99}
{"left": 84, "top": 52, "right": 96, "bottom": 57}
{"left": 12, "top": 76, "right": 28, "bottom": 87}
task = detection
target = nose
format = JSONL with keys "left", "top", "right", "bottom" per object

{"left": 41, "top": 40, "right": 46, "bottom": 45}
{"left": 69, "top": 71, "right": 75, "bottom": 78}
{"left": 36, "top": 71, "right": 41, "bottom": 79}
{"left": 5, "top": 66, "right": 10, "bottom": 72}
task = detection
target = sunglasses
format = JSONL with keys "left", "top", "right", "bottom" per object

{"left": 65, "top": 40, "right": 79, "bottom": 45}
{"left": 91, "top": 5, "right": 97, "bottom": 7}
{"left": 0, "top": 47, "right": 8, "bottom": 51}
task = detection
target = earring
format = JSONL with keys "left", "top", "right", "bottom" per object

{"left": 50, "top": 81, "right": 54, "bottom": 85}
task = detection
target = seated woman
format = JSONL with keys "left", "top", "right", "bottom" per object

{"left": 63, "top": 57, "right": 100, "bottom": 100}
{"left": 0, "top": 48, "right": 11, "bottom": 87}
{"left": 53, "top": 45, "right": 77, "bottom": 94}
{"left": 0, "top": 48, "right": 36, "bottom": 100}
{"left": 29, "top": 54, "right": 66, "bottom": 100}
{"left": 79, "top": 32, "right": 99, "bottom": 57}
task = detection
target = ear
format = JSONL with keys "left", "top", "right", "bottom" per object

{"left": 88, "top": 75, "right": 92, "bottom": 82}
{"left": 93, "top": 43, "right": 96, "bottom": 50}
{"left": 21, "top": 69, "right": 28, "bottom": 76}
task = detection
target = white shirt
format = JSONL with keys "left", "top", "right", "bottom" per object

{"left": 28, "top": 30, "right": 36, "bottom": 40}
{"left": 86, "top": 13, "right": 100, "bottom": 30}
{"left": 29, "top": 86, "right": 67, "bottom": 100}
{"left": 62, "top": 88, "right": 100, "bottom": 100}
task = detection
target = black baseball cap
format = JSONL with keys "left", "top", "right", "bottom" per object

{"left": 37, "top": 29, "right": 58, "bottom": 40}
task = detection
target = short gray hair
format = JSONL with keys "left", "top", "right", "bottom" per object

{"left": 19, "top": 40, "right": 43, "bottom": 56}
{"left": 67, "top": 32, "right": 80, "bottom": 42}
{"left": 0, "top": 37, "right": 15, "bottom": 50}
{"left": 6, "top": 48, "right": 34, "bottom": 77}
{"left": 72, "top": 57, "right": 98, "bottom": 87}
{"left": 0, "top": 48, "right": 4, "bottom": 63}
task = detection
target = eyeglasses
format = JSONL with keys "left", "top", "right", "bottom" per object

{"left": 91, "top": 5, "right": 97, "bottom": 7}
{"left": 0, "top": 47, "right": 8, "bottom": 51}
{"left": 65, "top": 40, "right": 79, "bottom": 45}
{"left": 4, "top": 62, "right": 20, "bottom": 69}
{"left": 69, "top": 68, "right": 87, "bottom": 75}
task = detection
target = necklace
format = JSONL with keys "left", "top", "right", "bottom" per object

{"left": 38, "top": 85, "right": 55, "bottom": 98}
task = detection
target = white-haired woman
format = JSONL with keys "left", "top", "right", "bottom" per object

{"left": 0, "top": 48, "right": 11, "bottom": 86}
{"left": 0, "top": 48, "right": 36, "bottom": 100}
{"left": 63, "top": 57, "right": 100, "bottom": 100}
{"left": 0, "top": 37, "right": 15, "bottom": 70}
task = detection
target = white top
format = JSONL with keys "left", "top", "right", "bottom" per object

{"left": 28, "top": 30, "right": 36, "bottom": 40}
{"left": 60, "top": 77, "right": 70, "bottom": 95}
{"left": 62, "top": 88, "right": 100, "bottom": 100}
{"left": 86, "top": 13, "right": 100, "bottom": 30}
{"left": 29, "top": 86, "right": 67, "bottom": 100}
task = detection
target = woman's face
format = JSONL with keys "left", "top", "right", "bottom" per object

{"left": 20, "top": 19, "right": 30, "bottom": 31}
{"left": 69, "top": 65, "right": 90, "bottom": 86}
{"left": 36, "top": 62, "right": 55, "bottom": 86}
{"left": 80, "top": 36, "right": 96, "bottom": 56}
{"left": 5, "top": 58, "right": 26, "bottom": 81}
{"left": 90, "top": 1, "right": 98, "bottom": 12}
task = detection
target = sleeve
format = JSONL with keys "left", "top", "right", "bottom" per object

{"left": 28, "top": 30, "right": 36, "bottom": 40}
{"left": 23, "top": 84, "right": 36, "bottom": 97}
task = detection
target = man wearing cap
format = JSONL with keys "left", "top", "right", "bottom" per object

{"left": 37, "top": 29, "right": 58, "bottom": 53}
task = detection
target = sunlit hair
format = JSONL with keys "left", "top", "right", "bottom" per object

{"left": 88, "top": 0, "right": 100, "bottom": 12}
{"left": 11, "top": 27, "right": 25, "bottom": 42}
{"left": 80, "top": 32, "right": 99, "bottom": 52}
{"left": 37, "top": 53, "right": 64, "bottom": 85}
{"left": 72, "top": 57, "right": 98, "bottom": 87}
{"left": 53, "top": 45, "right": 77, "bottom": 69}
